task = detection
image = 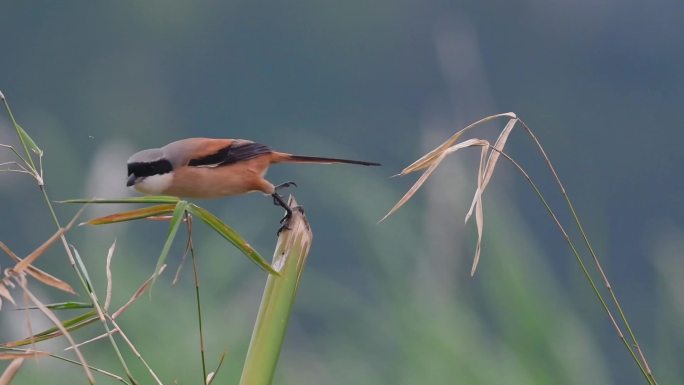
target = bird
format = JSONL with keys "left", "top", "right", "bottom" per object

{"left": 126, "top": 138, "right": 380, "bottom": 232}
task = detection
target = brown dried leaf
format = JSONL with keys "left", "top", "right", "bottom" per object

{"left": 112, "top": 264, "right": 166, "bottom": 319}
{"left": 21, "top": 268, "right": 75, "bottom": 295}
{"left": 380, "top": 151, "right": 448, "bottom": 222}
{"left": 399, "top": 112, "right": 516, "bottom": 175}
{"left": 465, "top": 118, "right": 518, "bottom": 223}
{"left": 13, "top": 228, "right": 66, "bottom": 273}
{"left": 0, "top": 358, "right": 23, "bottom": 385}
{"left": 0, "top": 350, "right": 48, "bottom": 360}
{"left": 14, "top": 205, "right": 83, "bottom": 273}
{"left": 0, "top": 241, "right": 75, "bottom": 294}
{"left": 86, "top": 204, "right": 176, "bottom": 225}
{"left": 381, "top": 138, "right": 488, "bottom": 222}
{"left": 16, "top": 276, "right": 94, "bottom": 383}
{"left": 470, "top": 144, "right": 489, "bottom": 276}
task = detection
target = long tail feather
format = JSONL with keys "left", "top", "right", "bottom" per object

{"left": 274, "top": 152, "right": 380, "bottom": 166}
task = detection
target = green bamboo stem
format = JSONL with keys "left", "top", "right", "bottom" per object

{"left": 239, "top": 196, "right": 312, "bottom": 385}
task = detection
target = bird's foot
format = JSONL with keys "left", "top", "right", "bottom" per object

{"left": 275, "top": 181, "right": 297, "bottom": 193}
{"left": 276, "top": 206, "right": 304, "bottom": 235}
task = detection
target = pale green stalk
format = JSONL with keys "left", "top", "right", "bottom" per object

{"left": 239, "top": 197, "right": 312, "bottom": 385}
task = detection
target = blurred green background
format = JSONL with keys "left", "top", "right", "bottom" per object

{"left": 1, "top": 1, "right": 683, "bottom": 384}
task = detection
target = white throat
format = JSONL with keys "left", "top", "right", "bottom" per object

{"left": 132, "top": 173, "right": 174, "bottom": 195}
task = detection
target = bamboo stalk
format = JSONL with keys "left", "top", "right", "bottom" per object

{"left": 239, "top": 196, "right": 312, "bottom": 385}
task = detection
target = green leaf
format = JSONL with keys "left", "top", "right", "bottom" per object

{"left": 15, "top": 124, "right": 43, "bottom": 157}
{"left": 85, "top": 204, "right": 177, "bottom": 225}
{"left": 187, "top": 203, "right": 277, "bottom": 275}
{"left": 151, "top": 200, "right": 188, "bottom": 286}
{"left": 59, "top": 196, "right": 180, "bottom": 204}
{"left": 68, "top": 246, "right": 96, "bottom": 294}
{"left": 17, "top": 301, "right": 93, "bottom": 311}
{"left": 5, "top": 310, "right": 99, "bottom": 347}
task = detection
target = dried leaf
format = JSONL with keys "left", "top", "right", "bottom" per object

{"left": 104, "top": 240, "right": 116, "bottom": 311}
{"left": 380, "top": 151, "right": 448, "bottom": 222}
{"left": 85, "top": 204, "right": 177, "bottom": 225}
{"left": 0, "top": 282, "right": 16, "bottom": 309}
{"left": 13, "top": 206, "right": 82, "bottom": 273}
{"left": 13, "top": 228, "right": 66, "bottom": 273}
{"left": 399, "top": 112, "right": 516, "bottom": 175}
{"left": 381, "top": 138, "right": 489, "bottom": 222}
{"left": 465, "top": 118, "right": 517, "bottom": 223}
{"left": 15, "top": 277, "right": 94, "bottom": 383}
{"left": 206, "top": 349, "right": 227, "bottom": 385}
{"left": 0, "top": 358, "right": 23, "bottom": 385}
{"left": 0, "top": 241, "right": 75, "bottom": 294}
{"left": 64, "top": 328, "right": 119, "bottom": 352}
{"left": 0, "top": 350, "right": 48, "bottom": 359}
{"left": 470, "top": 144, "right": 489, "bottom": 276}
{"left": 112, "top": 265, "right": 166, "bottom": 319}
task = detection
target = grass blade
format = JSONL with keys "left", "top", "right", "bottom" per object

{"left": 16, "top": 302, "right": 93, "bottom": 311}
{"left": 4, "top": 310, "right": 99, "bottom": 347}
{"left": 239, "top": 196, "right": 312, "bottom": 385}
{"left": 187, "top": 203, "right": 277, "bottom": 275}
{"left": 151, "top": 200, "right": 188, "bottom": 285}
{"left": 60, "top": 196, "right": 180, "bottom": 204}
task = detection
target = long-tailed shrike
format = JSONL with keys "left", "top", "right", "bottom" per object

{"left": 126, "top": 138, "right": 380, "bottom": 231}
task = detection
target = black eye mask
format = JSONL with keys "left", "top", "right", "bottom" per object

{"left": 127, "top": 159, "right": 173, "bottom": 178}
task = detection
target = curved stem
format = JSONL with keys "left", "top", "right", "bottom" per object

{"left": 485, "top": 145, "right": 652, "bottom": 384}
{"left": 517, "top": 119, "right": 657, "bottom": 384}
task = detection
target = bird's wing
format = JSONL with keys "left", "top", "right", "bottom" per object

{"left": 188, "top": 140, "right": 272, "bottom": 167}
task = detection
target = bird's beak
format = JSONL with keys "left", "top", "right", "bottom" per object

{"left": 126, "top": 174, "right": 137, "bottom": 187}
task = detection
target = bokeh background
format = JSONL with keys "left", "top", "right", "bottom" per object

{"left": 1, "top": 1, "right": 683, "bottom": 384}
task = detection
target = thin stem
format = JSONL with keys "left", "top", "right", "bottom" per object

{"left": 485, "top": 144, "right": 653, "bottom": 384}
{"left": 38, "top": 186, "right": 138, "bottom": 384}
{"left": 0, "top": 144, "right": 34, "bottom": 173}
{"left": 517, "top": 119, "right": 657, "bottom": 384}
{"left": 0, "top": 347, "right": 131, "bottom": 385}
{"left": 186, "top": 213, "right": 208, "bottom": 383}
{"left": 2, "top": 95, "right": 143, "bottom": 383}
{"left": 16, "top": 276, "right": 95, "bottom": 384}
{"left": 1, "top": 97, "right": 36, "bottom": 171}
{"left": 108, "top": 317, "right": 165, "bottom": 385}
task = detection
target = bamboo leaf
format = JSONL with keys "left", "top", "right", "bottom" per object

{"left": 151, "top": 201, "right": 188, "bottom": 286}
{"left": 59, "top": 196, "right": 180, "bottom": 204}
{"left": 187, "top": 204, "right": 277, "bottom": 275}
{"left": 4, "top": 310, "right": 99, "bottom": 347}
{"left": 15, "top": 124, "right": 43, "bottom": 157}
{"left": 17, "top": 302, "right": 93, "bottom": 311}
{"left": 85, "top": 204, "right": 177, "bottom": 225}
